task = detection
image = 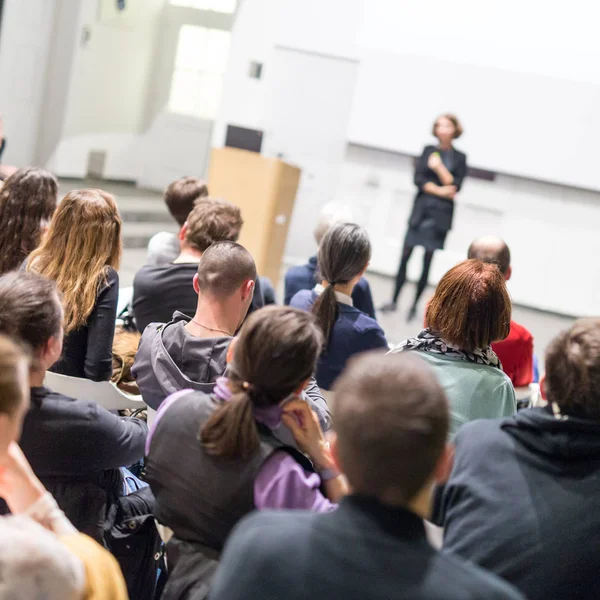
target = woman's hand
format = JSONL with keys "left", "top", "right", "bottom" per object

{"left": 281, "top": 399, "right": 333, "bottom": 470}
{"left": 427, "top": 152, "right": 442, "bottom": 170}
{"left": 0, "top": 442, "right": 46, "bottom": 514}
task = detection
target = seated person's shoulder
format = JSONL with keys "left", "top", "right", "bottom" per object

{"left": 437, "top": 550, "right": 525, "bottom": 599}
{"left": 225, "top": 510, "right": 315, "bottom": 565}
{"left": 453, "top": 418, "right": 507, "bottom": 456}
{"left": 509, "top": 319, "right": 534, "bottom": 343}
{"left": 289, "top": 289, "right": 314, "bottom": 309}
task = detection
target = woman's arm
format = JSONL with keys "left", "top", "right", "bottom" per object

{"left": 84, "top": 268, "right": 119, "bottom": 381}
{"left": 423, "top": 182, "right": 457, "bottom": 199}
{"left": 281, "top": 399, "right": 348, "bottom": 503}
{"left": 428, "top": 152, "right": 455, "bottom": 185}
{"left": 452, "top": 152, "right": 468, "bottom": 191}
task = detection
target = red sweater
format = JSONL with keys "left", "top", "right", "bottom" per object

{"left": 492, "top": 321, "right": 534, "bottom": 387}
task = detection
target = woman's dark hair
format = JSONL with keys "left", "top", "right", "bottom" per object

{"left": 432, "top": 113, "right": 463, "bottom": 139}
{"left": 426, "top": 259, "right": 511, "bottom": 352}
{"left": 0, "top": 272, "right": 63, "bottom": 353}
{"left": 313, "top": 223, "right": 371, "bottom": 340}
{"left": 0, "top": 167, "right": 58, "bottom": 274}
{"left": 201, "top": 306, "right": 323, "bottom": 460}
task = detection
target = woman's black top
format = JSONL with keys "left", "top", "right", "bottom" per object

{"left": 50, "top": 267, "right": 119, "bottom": 381}
{"left": 406, "top": 145, "right": 467, "bottom": 251}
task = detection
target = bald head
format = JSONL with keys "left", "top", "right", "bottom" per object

{"left": 467, "top": 235, "right": 511, "bottom": 278}
{"left": 333, "top": 352, "right": 449, "bottom": 504}
{"left": 196, "top": 241, "right": 256, "bottom": 299}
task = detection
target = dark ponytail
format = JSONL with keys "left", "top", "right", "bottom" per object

{"left": 313, "top": 222, "right": 371, "bottom": 341}
{"left": 201, "top": 391, "right": 259, "bottom": 459}
{"left": 201, "top": 306, "right": 323, "bottom": 460}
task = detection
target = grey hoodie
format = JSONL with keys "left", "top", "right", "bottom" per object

{"left": 132, "top": 312, "right": 332, "bottom": 434}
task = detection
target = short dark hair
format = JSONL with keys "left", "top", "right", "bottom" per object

{"left": 426, "top": 259, "right": 511, "bottom": 351}
{"left": 0, "top": 272, "right": 63, "bottom": 352}
{"left": 432, "top": 113, "right": 463, "bottom": 139}
{"left": 545, "top": 318, "right": 600, "bottom": 420}
{"left": 334, "top": 352, "right": 449, "bottom": 503}
{"left": 467, "top": 236, "right": 511, "bottom": 276}
{"left": 164, "top": 176, "right": 209, "bottom": 226}
{"left": 313, "top": 223, "right": 371, "bottom": 340}
{"left": 197, "top": 241, "right": 257, "bottom": 298}
{"left": 185, "top": 198, "right": 243, "bottom": 253}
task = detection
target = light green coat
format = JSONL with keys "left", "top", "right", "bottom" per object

{"left": 412, "top": 351, "right": 516, "bottom": 439}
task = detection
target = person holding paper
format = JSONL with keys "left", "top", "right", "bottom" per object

{"left": 380, "top": 114, "right": 467, "bottom": 321}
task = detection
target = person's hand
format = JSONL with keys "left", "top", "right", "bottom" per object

{"left": 428, "top": 152, "right": 442, "bottom": 170}
{"left": 0, "top": 442, "right": 46, "bottom": 514}
{"left": 281, "top": 399, "right": 332, "bottom": 469}
{"left": 439, "top": 185, "right": 457, "bottom": 199}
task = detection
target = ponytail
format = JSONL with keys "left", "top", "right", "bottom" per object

{"left": 312, "top": 285, "right": 338, "bottom": 341}
{"left": 201, "top": 391, "right": 260, "bottom": 459}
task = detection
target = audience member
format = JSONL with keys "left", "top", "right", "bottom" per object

{"left": 0, "top": 334, "right": 128, "bottom": 599}
{"left": 133, "top": 197, "right": 264, "bottom": 333}
{"left": 111, "top": 328, "right": 141, "bottom": 395}
{"left": 133, "top": 241, "right": 256, "bottom": 410}
{"left": 145, "top": 306, "right": 345, "bottom": 598}
{"left": 210, "top": 352, "right": 524, "bottom": 600}
{"left": 147, "top": 175, "right": 209, "bottom": 266}
{"left": 284, "top": 203, "right": 376, "bottom": 318}
{"left": 467, "top": 235, "right": 534, "bottom": 386}
{"left": 390, "top": 259, "right": 516, "bottom": 437}
{"left": 26, "top": 189, "right": 122, "bottom": 381}
{"left": 436, "top": 318, "right": 600, "bottom": 600}
{"left": 290, "top": 223, "right": 387, "bottom": 390}
{"left": 133, "top": 242, "right": 331, "bottom": 432}
{"left": 0, "top": 166, "right": 58, "bottom": 274}
{"left": 0, "top": 272, "right": 147, "bottom": 541}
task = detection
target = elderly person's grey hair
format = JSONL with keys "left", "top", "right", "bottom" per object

{"left": 313, "top": 203, "right": 355, "bottom": 245}
{"left": 0, "top": 516, "right": 85, "bottom": 599}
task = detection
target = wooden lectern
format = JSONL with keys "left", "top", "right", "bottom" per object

{"left": 208, "top": 148, "right": 301, "bottom": 287}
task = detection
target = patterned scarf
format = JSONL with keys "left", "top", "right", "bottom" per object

{"left": 389, "top": 328, "right": 502, "bottom": 369}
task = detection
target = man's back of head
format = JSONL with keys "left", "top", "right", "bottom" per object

{"left": 546, "top": 317, "right": 600, "bottom": 420}
{"left": 333, "top": 352, "right": 449, "bottom": 507}
{"left": 313, "top": 203, "right": 354, "bottom": 246}
{"left": 185, "top": 198, "right": 243, "bottom": 253}
{"left": 467, "top": 235, "right": 511, "bottom": 278}
{"left": 196, "top": 241, "right": 257, "bottom": 301}
{"left": 164, "top": 176, "right": 209, "bottom": 227}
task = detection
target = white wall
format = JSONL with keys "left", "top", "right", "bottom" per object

{"left": 337, "top": 144, "right": 600, "bottom": 317}
{"left": 48, "top": 0, "right": 165, "bottom": 179}
{"left": 0, "top": 0, "right": 58, "bottom": 166}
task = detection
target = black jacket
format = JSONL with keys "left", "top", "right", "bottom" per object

{"left": 50, "top": 267, "right": 119, "bottom": 381}
{"left": 409, "top": 145, "right": 467, "bottom": 234}
{"left": 437, "top": 406, "right": 600, "bottom": 600}
{"left": 19, "top": 386, "right": 147, "bottom": 540}
{"left": 210, "top": 495, "right": 524, "bottom": 600}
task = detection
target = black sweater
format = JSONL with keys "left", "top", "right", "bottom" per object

{"left": 437, "top": 406, "right": 600, "bottom": 600}
{"left": 18, "top": 386, "right": 147, "bottom": 539}
{"left": 211, "top": 495, "right": 524, "bottom": 600}
{"left": 50, "top": 267, "right": 119, "bottom": 381}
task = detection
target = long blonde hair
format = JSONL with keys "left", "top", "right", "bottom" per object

{"left": 26, "top": 189, "right": 122, "bottom": 333}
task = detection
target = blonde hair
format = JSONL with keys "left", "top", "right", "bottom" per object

{"left": 27, "top": 189, "right": 122, "bottom": 333}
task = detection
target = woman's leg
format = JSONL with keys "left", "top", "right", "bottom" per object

{"left": 392, "top": 244, "right": 414, "bottom": 303}
{"left": 409, "top": 249, "right": 435, "bottom": 315}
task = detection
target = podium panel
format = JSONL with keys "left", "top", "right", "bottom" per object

{"left": 208, "top": 148, "right": 301, "bottom": 286}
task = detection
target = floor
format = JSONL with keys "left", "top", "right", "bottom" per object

{"left": 58, "top": 178, "right": 576, "bottom": 365}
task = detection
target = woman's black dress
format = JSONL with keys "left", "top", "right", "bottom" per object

{"left": 405, "top": 145, "right": 467, "bottom": 251}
